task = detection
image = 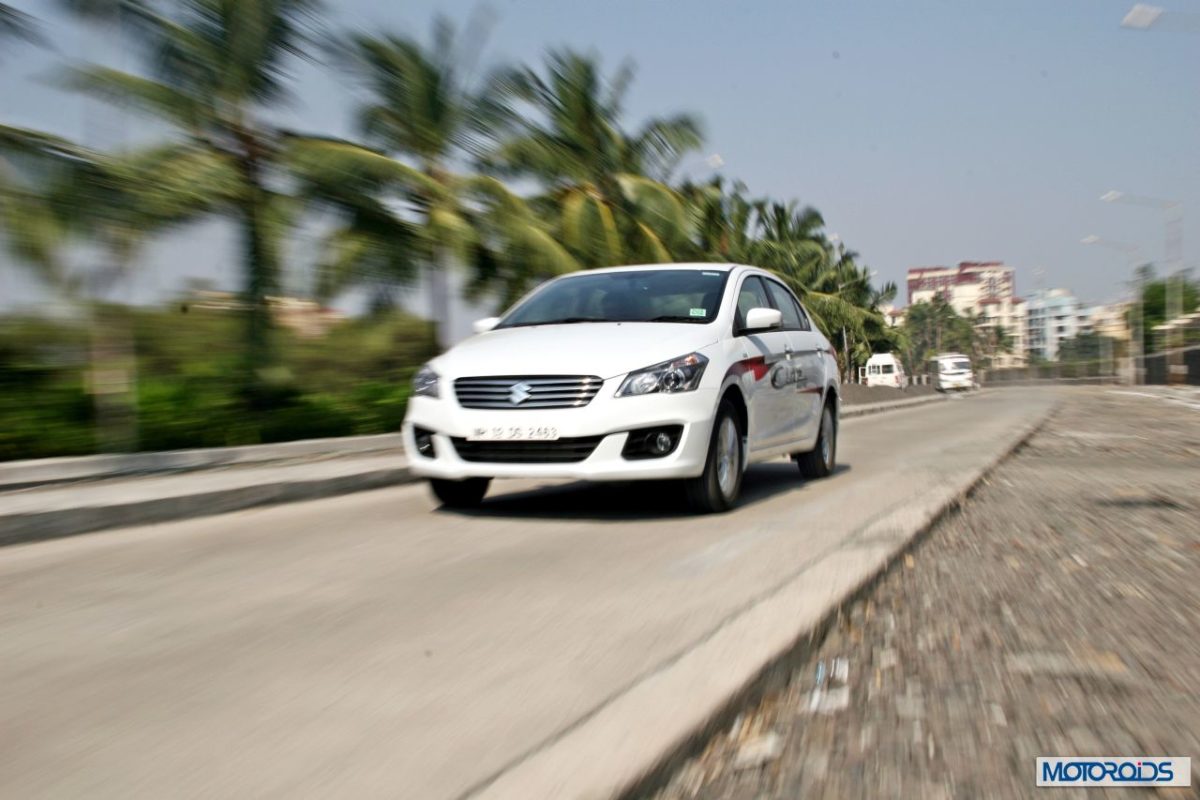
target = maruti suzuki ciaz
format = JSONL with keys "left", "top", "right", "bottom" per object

{"left": 402, "top": 264, "right": 840, "bottom": 513}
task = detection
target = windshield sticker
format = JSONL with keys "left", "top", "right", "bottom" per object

{"left": 689, "top": 308, "right": 707, "bottom": 317}
{"left": 701, "top": 271, "right": 721, "bottom": 276}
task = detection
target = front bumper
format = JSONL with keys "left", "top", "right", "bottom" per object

{"left": 402, "top": 386, "right": 719, "bottom": 481}
{"left": 939, "top": 375, "right": 974, "bottom": 389}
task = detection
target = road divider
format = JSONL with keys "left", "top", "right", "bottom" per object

{"left": 0, "top": 391, "right": 961, "bottom": 546}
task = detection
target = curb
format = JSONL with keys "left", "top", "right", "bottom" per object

{"left": 0, "top": 466, "right": 410, "bottom": 547}
{"left": 460, "top": 395, "right": 1057, "bottom": 800}
{"left": 0, "top": 434, "right": 406, "bottom": 491}
{"left": 840, "top": 392, "right": 952, "bottom": 419}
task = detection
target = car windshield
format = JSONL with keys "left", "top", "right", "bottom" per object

{"left": 497, "top": 269, "right": 731, "bottom": 328}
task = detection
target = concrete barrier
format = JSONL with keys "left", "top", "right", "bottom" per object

{"left": 0, "top": 433, "right": 405, "bottom": 491}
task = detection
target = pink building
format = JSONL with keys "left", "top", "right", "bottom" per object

{"left": 906, "top": 262, "right": 1027, "bottom": 367}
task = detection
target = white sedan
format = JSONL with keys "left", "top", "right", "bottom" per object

{"left": 402, "top": 263, "right": 841, "bottom": 513}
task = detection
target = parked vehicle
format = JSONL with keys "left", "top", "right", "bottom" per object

{"left": 859, "top": 353, "right": 907, "bottom": 388}
{"left": 403, "top": 264, "right": 841, "bottom": 513}
{"left": 930, "top": 353, "right": 975, "bottom": 391}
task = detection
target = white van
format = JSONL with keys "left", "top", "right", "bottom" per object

{"left": 859, "top": 353, "right": 906, "bottom": 388}
{"left": 930, "top": 353, "right": 975, "bottom": 391}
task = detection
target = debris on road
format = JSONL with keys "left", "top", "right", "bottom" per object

{"left": 733, "top": 732, "right": 783, "bottom": 771}
{"left": 647, "top": 388, "right": 1200, "bottom": 800}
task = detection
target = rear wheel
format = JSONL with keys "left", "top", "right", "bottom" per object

{"left": 685, "top": 400, "right": 744, "bottom": 514}
{"left": 797, "top": 402, "right": 836, "bottom": 480}
{"left": 430, "top": 477, "right": 490, "bottom": 509}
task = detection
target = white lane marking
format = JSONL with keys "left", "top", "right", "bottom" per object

{"left": 1108, "top": 389, "right": 1200, "bottom": 411}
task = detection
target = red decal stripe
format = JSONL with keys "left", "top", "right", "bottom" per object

{"left": 726, "top": 356, "right": 770, "bottom": 382}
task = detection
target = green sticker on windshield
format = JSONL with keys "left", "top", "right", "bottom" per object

{"left": 689, "top": 308, "right": 707, "bottom": 317}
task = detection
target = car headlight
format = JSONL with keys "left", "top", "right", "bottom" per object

{"left": 616, "top": 353, "right": 709, "bottom": 397}
{"left": 412, "top": 364, "right": 440, "bottom": 398}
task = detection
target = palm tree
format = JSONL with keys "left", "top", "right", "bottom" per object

{"left": 63, "top": 0, "right": 325, "bottom": 401}
{"left": 725, "top": 194, "right": 878, "bottom": 344}
{"left": 0, "top": 2, "right": 40, "bottom": 49}
{"left": 678, "top": 177, "right": 759, "bottom": 263}
{"left": 320, "top": 19, "right": 576, "bottom": 336}
{"left": 901, "top": 294, "right": 966, "bottom": 371}
{"left": 487, "top": 50, "right": 702, "bottom": 268}
{"left": 679, "top": 182, "right": 892, "bottom": 379}
{"left": 0, "top": 4, "right": 61, "bottom": 283}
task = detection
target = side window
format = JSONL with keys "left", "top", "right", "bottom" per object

{"left": 735, "top": 276, "right": 772, "bottom": 331}
{"left": 765, "top": 281, "right": 804, "bottom": 330}
{"left": 793, "top": 298, "right": 813, "bottom": 331}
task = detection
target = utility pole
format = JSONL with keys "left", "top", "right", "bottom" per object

{"left": 842, "top": 326, "right": 850, "bottom": 383}
{"left": 1081, "top": 236, "right": 1145, "bottom": 384}
{"left": 1165, "top": 206, "right": 1184, "bottom": 383}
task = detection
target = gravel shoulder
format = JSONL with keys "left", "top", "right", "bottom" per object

{"left": 646, "top": 387, "right": 1200, "bottom": 800}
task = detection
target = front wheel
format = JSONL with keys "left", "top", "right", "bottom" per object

{"left": 684, "top": 400, "right": 744, "bottom": 514}
{"left": 796, "top": 403, "right": 837, "bottom": 480}
{"left": 430, "top": 477, "right": 490, "bottom": 509}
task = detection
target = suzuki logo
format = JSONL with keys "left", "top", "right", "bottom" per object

{"left": 509, "top": 382, "right": 532, "bottom": 405}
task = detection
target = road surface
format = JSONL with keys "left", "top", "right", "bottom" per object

{"left": 0, "top": 389, "right": 1057, "bottom": 799}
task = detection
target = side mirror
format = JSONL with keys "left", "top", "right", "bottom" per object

{"left": 473, "top": 317, "right": 500, "bottom": 334}
{"left": 742, "top": 307, "right": 782, "bottom": 333}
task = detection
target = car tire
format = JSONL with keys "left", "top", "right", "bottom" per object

{"left": 430, "top": 477, "right": 490, "bottom": 509}
{"left": 797, "top": 402, "right": 836, "bottom": 480}
{"left": 685, "top": 399, "right": 744, "bottom": 514}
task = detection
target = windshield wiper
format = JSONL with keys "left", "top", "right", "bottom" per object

{"left": 645, "top": 315, "right": 707, "bottom": 323}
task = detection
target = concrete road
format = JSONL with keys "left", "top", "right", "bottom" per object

{"left": 0, "top": 389, "right": 1058, "bottom": 800}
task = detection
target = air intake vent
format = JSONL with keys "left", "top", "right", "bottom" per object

{"left": 450, "top": 436, "right": 604, "bottom": 463}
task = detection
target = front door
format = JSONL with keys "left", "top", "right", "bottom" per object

{"left": 734, "top": 276, "right": 796, "bottom": 451}
{"left": 763, "top": 279, "right": 823, "bottom": 443}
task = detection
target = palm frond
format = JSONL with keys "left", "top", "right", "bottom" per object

{"left": 59, "top": 66, "right": 207, "bottom": 132}
{"left": 0, "top": 3, "right": 43, "bottom": 49}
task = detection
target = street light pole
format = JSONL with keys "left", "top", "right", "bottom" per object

{"left": 1082, "top": 235, "right": 1146, "bottom": 384}
{"left": 1100, "top": 190, "right": 1185, "bottom": 380}
{"left": 1116, "top": 5, "right": 1200, "bottom": 378}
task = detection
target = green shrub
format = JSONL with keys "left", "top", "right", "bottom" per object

{"left": 0, "top": 305, "right": 437, "bottom": 460}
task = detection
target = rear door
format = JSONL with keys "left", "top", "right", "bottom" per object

{"left": 732, "top": 275, "right": 795, "bottom": 451}
{"left": 764, "top": 279, "right": 824, "bottom": 442}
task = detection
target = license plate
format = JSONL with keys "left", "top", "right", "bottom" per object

{"left": 467, "top": 425, "right": 560, "bottom": 441}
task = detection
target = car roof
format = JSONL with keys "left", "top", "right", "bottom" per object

{"left": 568, "top": 262, "right": 743, "bottom": 276}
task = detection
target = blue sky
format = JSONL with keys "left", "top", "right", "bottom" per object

{"left": 2, "top": 0, "right": 1198, "bottom": 311}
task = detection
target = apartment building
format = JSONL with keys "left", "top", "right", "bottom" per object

{"left": 1079, "top": 301, "right": 1132, "bottom": 343}
{"left": 906, "top": 261, "right": 1027, "bottom": 366}
{"left": 976, "top": 296, "right": 1027, "bottom": 368}
{"left": 1025, "top": 288, "right": 1080, "bottom": 362}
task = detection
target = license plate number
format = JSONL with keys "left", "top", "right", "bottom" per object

{"left": 467, "top": 425, "right": 559, "bottom": 441}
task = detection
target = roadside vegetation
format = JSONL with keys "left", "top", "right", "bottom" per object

{"left": 1, "top": 0, "right": 896, "bottom": 459}
{"left": 0, "top": 305, "right": 435, "bottom": 461}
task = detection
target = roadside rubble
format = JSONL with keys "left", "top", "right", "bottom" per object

{"left": 646, "top": 389, "right": 1200, "bottom": 800}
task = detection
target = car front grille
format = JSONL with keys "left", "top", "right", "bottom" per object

{"left": 449, "top": 436, "right": 604, "bottom": 463}
{"left": 453, "top": 375, "right": 604, "bottom": 410}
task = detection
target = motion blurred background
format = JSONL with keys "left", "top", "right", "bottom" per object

{"left": 2, "top": 0, "right": 1198, "bottom": 462}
